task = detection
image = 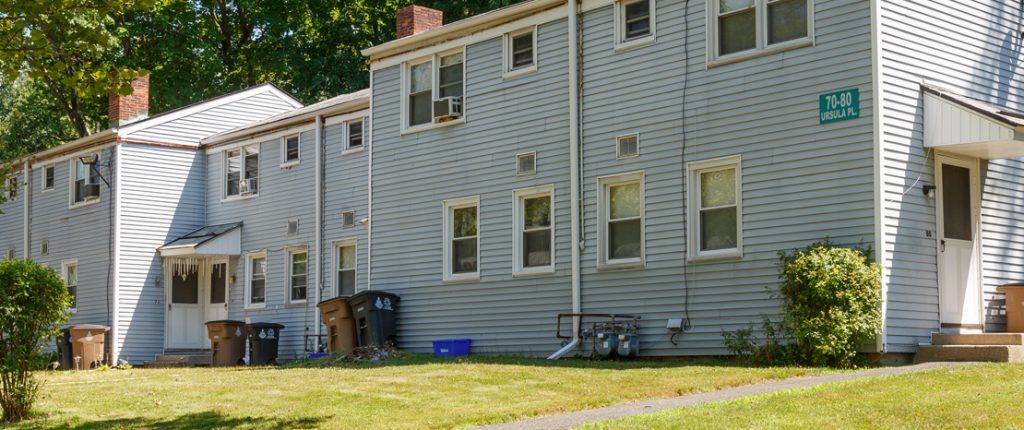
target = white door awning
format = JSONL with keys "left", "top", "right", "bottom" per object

{"left": 158, "top": 222, "right": 242, "bottom": 257}
{"left": 923, "top": 84, "right": 1024, "bottom": 159}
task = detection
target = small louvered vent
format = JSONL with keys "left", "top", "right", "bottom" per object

{"left": 517, "top": 152, "right": 536, "bottom": 176}
{"left": 287, "top": 219, "right": 299, "bottom": 236}
{"left": 617, "top": 134, "right": 639, "bottom": 158}
{"left": 342, "top": 211, "right": 355, "bottom": 228}
{"left": 40, "top": 240, "right": 48, "bottom": 256}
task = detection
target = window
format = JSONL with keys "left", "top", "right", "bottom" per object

{"left": 63, "top": 260, "right": 77, "bottom": 310}
{"left": 43, "top": 165, "right": 55, "bottom": 191}
{"left": 514, "top": 186, "right": 554, "bottom": 275}
{"left": 617, "top": 134, "right": 640, "bottom": 159}
{"left": 615, "top": 0, "right": 656, "bottom": 50}
{"left": 710, "top": 0, "right": 811, "bottom": 62}
{"left": 504, "top": 27, "right": 537, "bottom": 77}
{"left": 6, "top": 176, "right": 16, "bottom": 200}
{"left": 599, "top": 172, "right": 645, "bottom": 267}
{"left": 226, "top": 144, "right": 259, "bottom": 198}
{"left": 288, "top": 249, "right": 308, "bottom": 303}
{"left": 71, "top": 154, "right": 100, "bottom": 205}
{"left": 40, "top": 240, "right": 48, "bottom": 256}
{"left": 348, "top": 119, "right": 364, "bottom": 149}
{"left": 404, "top": 50, "right": 465, "bottom": 129}
{"left": 443, "top": 196, "right": 479, "bottom": 281}
{"left": 517, "top": 152, "right": 536, "bottom": 176}
{"left": 687, "top": 156, "right": 743, "bottom": 260}
{"left": 335, "top": 241, "right": 357, "bottom": 296}
{"left": 282, "top": 134, "right": 300, "bottom": 165}
{"left": 246, "top": 252, "right": 267, "bottom": 307}
{"left": 341, "top": 211, "right": 356, "bottom": 228}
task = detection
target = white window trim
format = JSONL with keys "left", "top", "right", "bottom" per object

{"left": 400, "top": 47, "right": 468, "bottom": 135}
{"left": 502, "top": 26, "right": 539, "bottom": 80}
{"left": 343, "top": 117, "right": 366, "bottom": 155}
{"left": 285, "top": 246, "right": 309, "bottom": 305}
{"left": 687, "top": 155, "right": 744, "bottom": 262}
{"left": 68, "top": 155, "right": 101, "bottom": 209}
{"left": 516, "top": 151, "right": 537, "bottom": 176}
{"left": 62, "top": 259, "right": 78, "bottom": 313}
{"left": 280, "top": 134, "right": 301, "bottom": 168}
{"left": 597, "top": 171, "right": 646, "bottom": 269}
{"left": 333, "top": 238, "right": 358, "bottom": 297}
{"left": 41, "top": 164, "right": 55, "bottom": 192}
{"left": 614, "top": 0, "right": 657, "bottom": 52}
{"left": 223, "top": 143, "right": 259, "bottom": 202}
{"left": 5, "top": 175, "right": 17, "bottom": 201}
{"left": 513, "top": 185, "right": 555, "bottom": 276}
{"left": 706, "top": 0, "right": 814, "bottom": 67}
{"left": 245, "top": 250, "right": 268, "bottom": 309}
{"left": 443, "top": 195, "right": 481, "bottom": 282}
{"left": 616, "top": 133, "right": 641, "bottom": 159}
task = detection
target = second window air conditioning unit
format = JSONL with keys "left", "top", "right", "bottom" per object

{"left": 238, "top": 178, "right": 258, "bottom": 196}
{"left": 82, "top": 184, "right": 101, "bottom": 200}
{"left": 433, "top": 96, "right": 462, "bottom": 122}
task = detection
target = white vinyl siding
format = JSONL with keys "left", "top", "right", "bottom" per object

{"left": 687, "top": 156, "right": 743, "bottom": 261}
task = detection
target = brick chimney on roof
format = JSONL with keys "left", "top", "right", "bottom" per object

{"left": 108, "top": 74, "right": 150, "bottom": 128}
{"left": 396, "top": 5, "right": 443, "bottom": 39}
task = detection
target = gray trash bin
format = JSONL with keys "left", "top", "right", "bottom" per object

{"left": 247, "top": 322, "right": 284, "bottom": 365}
{"left": 348, "top": 291, "right": 400, "bottom": 347}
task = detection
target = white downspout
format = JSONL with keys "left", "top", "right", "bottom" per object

{"left": 111, "top": 144, "right": 122, "bottom": 365}
{"left": 367, "top": 73, "right": 374, "bottom": 291}
{"left": 21, "top": 159, "right": 30, "bottom": 259}
{"left": 314, "top": 115, "right": 324, "bottom": 345}
{"left": 550, "top": 0, "right": 581, "bottom": 360}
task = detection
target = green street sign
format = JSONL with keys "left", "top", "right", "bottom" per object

{"left": 819, "top": 88, "right": 860, "bottom": 124}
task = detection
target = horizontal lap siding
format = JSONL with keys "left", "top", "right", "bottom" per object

{"left": 370, "top": 20, "right": 574, "bottom": 356}
{"left": 322, "top": 120, "right": 369, "bottom": 298}
{"left": 117, "top": 144, "right": 205, "bottom": 364}
{"left": 209, "top": 130, "right": 319, "bottom": 360}
{"left": 880, "top": 0, "right": 1024, "bottom": 350}
{"left": 28, "top": 148, "right": 116, "bottom": 336}
{"left": 579, "top": 0, "right": 874, "bottom": 355}
{"left": 130, "top": 91, "right": 299, "bottom": 145}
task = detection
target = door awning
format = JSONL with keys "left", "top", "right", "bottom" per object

{"left": 158, "top": 222, "right": 242, "bottom": 257}
{"left": 923, "top": 84, "right": 1024, "bottom": 159}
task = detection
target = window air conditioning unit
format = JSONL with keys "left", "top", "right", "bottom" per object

{"left": 82, "top": 184, "right": 101, "bottom": 200}
{"left": 239, "top": 178, "right": 258, "bottom": 196}
{"left": 433, "top": 96, "right": 462, "bottom": 121}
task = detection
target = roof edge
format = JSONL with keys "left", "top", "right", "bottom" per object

{"left": 202, "top": 90, "right": 369, "bottom": 146}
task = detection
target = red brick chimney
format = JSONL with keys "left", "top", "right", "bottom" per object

{"left": 396, "top": 5, "right": 443, "bottom": 39}
{"left": 108, "top": 74, "right": 150, "bottom": 128}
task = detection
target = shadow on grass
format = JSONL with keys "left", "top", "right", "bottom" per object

{"left": 281, "top": 353, "right": 776, "bottom": 371}
{"left": 23, "top": 411, "right": 323, "bottom": 430}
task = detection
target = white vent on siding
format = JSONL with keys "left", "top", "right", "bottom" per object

{"left": 287, "top": 219, "right": 299, "bottom": 236}
{"left": 517, "top": 152, "right": 536, "bottom": 176}
{"left": 40, "top": 240, "right": 48, "bottom": 256}
{"left": 617, "top": 133, "right": 640, "bottom": 159}
{"left": 342, "top": 211, "right": 355, "bottom": 228}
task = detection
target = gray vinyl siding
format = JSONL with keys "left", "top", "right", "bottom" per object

{"left": 29, "top": 147, "right": 116, "bottom": 332}
{"left": 577, "top": 0, "right": 874, "bottom": 355}
{"left": 117, "top": 143, "right": 206, "bottom": 363}
{"left": 369, "top": 19, "right": 573, "bottom": 355}
{"left": 879, "top": 0, "right": 1024, "bottom": 350}
{"left": 130, "top": 91, "right": 299, "bottom": 145}
{"left": 208, "top": 130, "right": 319, "bottom": 360}
{"left": 0, "top": 169, "right": 24, "bottom": 259}
{"left": 322, "top": 119, "right": 369, "bottom": 297}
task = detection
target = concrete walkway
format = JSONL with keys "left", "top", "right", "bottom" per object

{"left": 474, "top": 362, "right": 969, "bottom": 430}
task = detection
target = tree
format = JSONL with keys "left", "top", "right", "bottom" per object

{"left": 0, "top": 0, "right": 161, "bottom": 138}
{"left": 0, "top": 259, "right": 72, "bottom": 422}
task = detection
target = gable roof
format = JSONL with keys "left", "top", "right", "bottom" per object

{"left": 203, "top": 89, "right": 370, "bottom": 146}
{"left": 921, "top": 84, "right": 1024, "bottom": 129}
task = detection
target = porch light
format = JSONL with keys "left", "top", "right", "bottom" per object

{"left": 922, "top": 184, "right": 936, "bottom": 198}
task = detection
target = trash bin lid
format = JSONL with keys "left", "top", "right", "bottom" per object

{"left": 317, "top": 296, "right": 351, "bottom": 306}
{"left": 205, "top": 319, "right": 246, "bottom": 326}
{"left": 70, "top": 324, "right": 110, "bottom": 331}
{"left": 248, "top": 322, "right": 285, "bottom": 329}
{"left": 349, "top": 290, "right": 400, "bottom": 302}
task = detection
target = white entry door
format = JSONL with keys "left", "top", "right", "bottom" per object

{"left": 936, "top": 154, "right": 984, "bottom": 333}
{"left": 166, "top": 265, "right": 206, "bottom": 349}
{"left": 203, "top": 261, "right": 230, "bottom": 348}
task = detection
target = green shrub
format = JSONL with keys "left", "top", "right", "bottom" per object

{"left": 722, "top": 316, "right": 798, "bottom": 366}
{"left": 0, "top": 259, "right": 72, "bottom": 422}
{"left": 779, "top": 242, "right": 882, "bottom": 367}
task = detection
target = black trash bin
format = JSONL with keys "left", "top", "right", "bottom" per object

{"left": 246, "top": 322, "right": 285, "bottom": 365}
{"left": 348, "top": 291, "right": 400, "bottom": 347}
{"left": 56, "top": 327, "right": 73, "bottom": 370}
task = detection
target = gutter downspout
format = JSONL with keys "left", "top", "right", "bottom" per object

{"left": 549, "top": 0, "right": 582, "bottom": 360}
{"left": 22, "top": 159, "right": 30, "bottom": 259}
{"left": 368, "top": 72, "right": 374, "bottom": 291}
{"left": 314, "top": 115, "right": 324, "bottom": 345}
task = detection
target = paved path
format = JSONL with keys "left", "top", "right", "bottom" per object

{"left": 474, "top": 362, "right": 970, "bottom": 430}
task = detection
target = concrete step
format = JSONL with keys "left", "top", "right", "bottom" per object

{"left": 931, "top": 333, "right": 1024, "bottom": 346}
{"left": 915, "top": 345, "right": 1024, "bottom": 363}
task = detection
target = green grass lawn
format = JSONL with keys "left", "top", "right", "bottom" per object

{"left": 16, "top": 355, "right": 824, "bottom": 429}
{"left": 586, "top": 363, "right": 1024, "bottom": 430}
